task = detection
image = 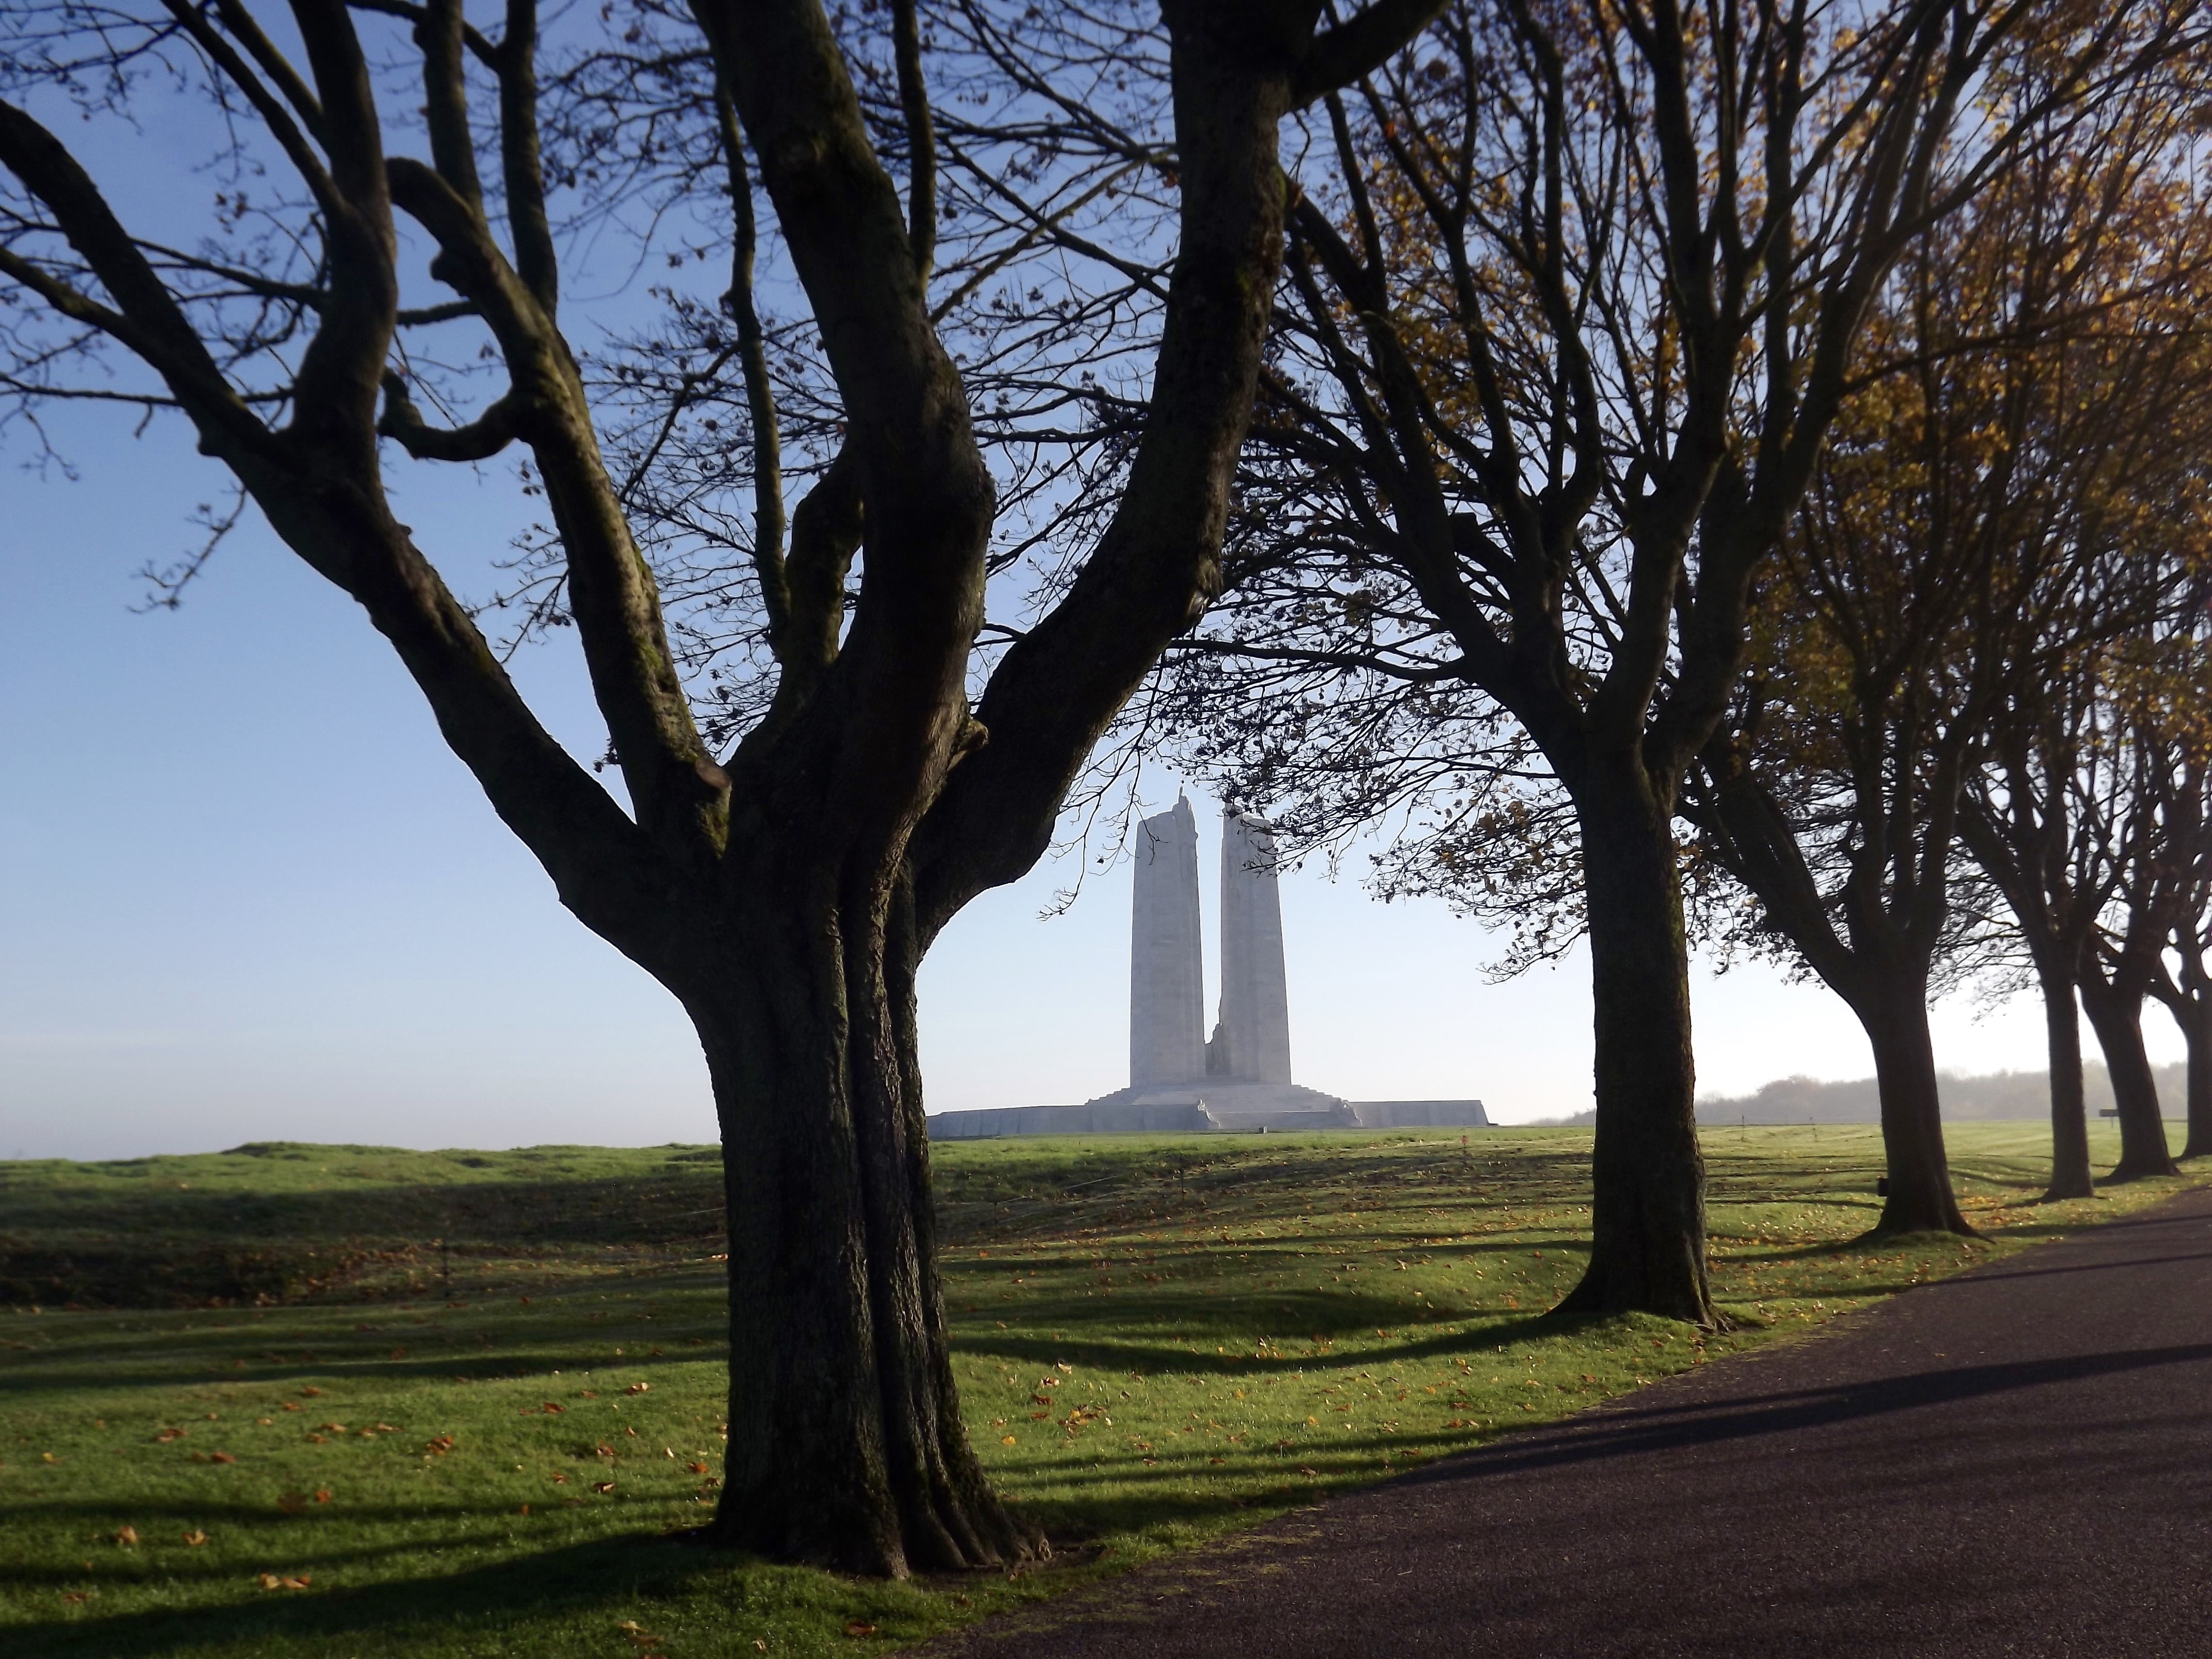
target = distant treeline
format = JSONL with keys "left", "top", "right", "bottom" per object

{"left": 1531, "top": 1063, "right": 2187, "bottom": 1129}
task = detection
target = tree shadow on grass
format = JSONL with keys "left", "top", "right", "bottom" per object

{"left": 5, "top": 1526, "right": 736, "bottom": 1658}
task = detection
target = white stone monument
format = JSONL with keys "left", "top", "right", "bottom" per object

{"left": 925, "top": 795, "right": 1492, "bottom": 1137}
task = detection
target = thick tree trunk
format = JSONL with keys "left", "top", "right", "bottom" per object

{"left": 2176, "top": 997, "right": 2212, "bottom": 1161}
{"left": 2078, "top": 974, "right": 2175, "bottom": 1181}
{"left": 1850, "top": 963, "right": 1973, "bottom": 1235}
{"left": 1554, "top": 776, "right": 1719, "bottom": 1326}
{"left": 2037, "top": 962, "right": 2095, "bottom": 1199}
{"left": 689, "top": 861, "right": 1038, "bottom": 1577}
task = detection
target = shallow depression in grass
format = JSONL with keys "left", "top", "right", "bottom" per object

{"left": 0, "top": 1123, "right": 2199, "bottom": 1655}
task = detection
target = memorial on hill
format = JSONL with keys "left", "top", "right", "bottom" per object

{"left": 930, "top": 798, "right": 1489, "bottom": 1138}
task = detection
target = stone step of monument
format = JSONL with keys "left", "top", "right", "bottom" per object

{"left": 1198, "top": 1103, "right": 1360, "bottom": 1132}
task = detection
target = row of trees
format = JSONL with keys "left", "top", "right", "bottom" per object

{"left": 1164, "top": 0, "right": 2211, "bottom": 1256}
{"left": 2, "top": 0, "right": 2204, "bottom": 1577}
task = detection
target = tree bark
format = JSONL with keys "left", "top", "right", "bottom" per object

{"left": 1849, "top": 961, "right": 1973, "bottom": 1235}
{"left": 2077, "top": 971, "right": 2175, "bottom": 1181}
{"left": 2037, "top": 960, "right": 2096, "bottom": 1199}
{"left": 691, "top": 857, "right": 1034, "bottom": 1576}
{"left": 1554, "top": 769, "right": 1718, "bottom": 1325}
{"left": 2179, "top": 999, "right": 2212, "bottom": 1161}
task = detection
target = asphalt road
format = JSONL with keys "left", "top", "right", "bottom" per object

{"left": 926, "top": 1185, "right": 2212, "bottom": 1657}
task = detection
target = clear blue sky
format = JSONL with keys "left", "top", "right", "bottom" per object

{"left": 4, "top": 396, "right": 2161, "bottom": 1162}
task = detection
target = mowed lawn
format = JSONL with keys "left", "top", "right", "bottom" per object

{"left": 1, "top": 1124, "right": 2199, "bottom": 1657}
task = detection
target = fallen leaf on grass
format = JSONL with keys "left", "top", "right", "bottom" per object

{"left": 62, "top": 1592, "right": 88, "bottom": 1605}
{"left": 592, "top": 1481, "right": 616, "bottom": 1494}
{"left": 425, "top": 1435, "right": 456, "bottom": 1455}
{"left": 278, "top": 1492, "right": 308, "bottom": 1516}
{"left": 183, "top": 1531, "right": 207, "bottom": 1547}
{"left": 111, "top": 1526, "right": 138, "bottom": 1547}
{"left": 155, "top": 1428, "right": 187, "bottom": 1444}
{"left": 517, "top": 1503, "right": 530, "bottom": 1516}
{"left": 281, "top": 1403, "right": 301, "bottom": 1413}
{"left": 315, "top": 1488, "right": 331, "bottom": 1504}
{"left": 687, "top": 1461, "right": 710, "bottom": 1474}
{"left": 542, "top": 1402, "right": 567, "bottom": 1415}
{"left": 625, "top": 1382, "right": 650, "bottom": 1395}
{"left": 845, "top": 1620, "right": 878, "bottom": 1638}
{"left": 1000, "top": 1436, "right": 1017, "bottom": 1445}
{"left": 299, "top": 1388, "right": 322, "bottom": 1398}
{"left": 211, "top": 1452, "right": 236, "bottom": 1465}
{"left": 550, "top": 1472, "right": 570, "bottom": 1484}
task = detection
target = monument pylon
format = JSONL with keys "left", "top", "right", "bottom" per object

{"left": 1129, "top": 795, "right": 1206, "bottom": 1087}
{"left": 1210, "top": 808, "right": 1294, "bottom": 1084}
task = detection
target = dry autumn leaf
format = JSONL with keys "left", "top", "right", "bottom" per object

{"left": 183, "top": 1531, "right": 208, "bottom": 1547}
{"left": 111, "top": 1526, "right": 138, "bottom": 1547}
{"left": 315, "top": 1488, "right": 332, "bottom": 1504}
{"left": 626, "top": 1382, "right": 650, "bottom": 1395}
{"left": 844, "top": 1620, "right": 878, "bottom": 1638}
{"left": 592, "top": 1481, "right": 615, "bottom": 1494}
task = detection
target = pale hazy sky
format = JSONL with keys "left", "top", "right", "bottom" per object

{"left": 6, "top": 398, "right": 2172, "bottom": 1164}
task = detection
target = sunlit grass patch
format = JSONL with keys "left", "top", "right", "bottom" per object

{"left": 1, "top": 1122, "right": 2198, "bottom": 1655}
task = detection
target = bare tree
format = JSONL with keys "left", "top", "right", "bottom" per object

{"left": 0, "top": 0, "right": 1442, "bottom": 1575}
{"left": 1154, "top": 0, "right": 2170, "bottom": 1322}
{"left": 1686, "top": 73, "right": 2212, "bottom": 1230}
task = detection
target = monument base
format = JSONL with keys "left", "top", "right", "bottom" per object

{"left": 926, "top": 1087, "right": 1489, "bottom": 1140}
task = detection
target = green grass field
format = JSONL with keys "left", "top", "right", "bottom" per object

{"left": 2, "top": 1123, "right": 2199, "bottom": 1657}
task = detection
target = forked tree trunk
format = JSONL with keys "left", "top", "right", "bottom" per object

{"left": 1850, "top": 963, "right": 1973, "bottom": 1235}
{"left": 690, "top": 860, "right": 1036, "bottom": 1577}
{"left": 1555, "top": 772, "right": 1718, "bottom": 1326}
{"left": 2038, "top": 962, "right": 2095, "bottom": 1199}
{"left": 2078, "top": 974, "right": 2175, "bottom": 1181}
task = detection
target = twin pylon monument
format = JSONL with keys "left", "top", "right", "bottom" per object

{"left": 926, "top": 795, "right": 1489, "bottom": 1139}
{"left": 1116, "top": 796, "right": 1342, "bottom": 1125}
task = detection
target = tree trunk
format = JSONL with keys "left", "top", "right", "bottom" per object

{"left": 2177, "top": 996, "right": 2212, "bottom": 1161}
{"left": 1554, "top": 773, "right": 1719, "bottom": 1326}
{"left": 2077, "top": 973, "right": 2175, "bottom": 1181}
{"left": 2037, "top": 961, "right": 2095, "bottom": 1199}
{"left": 690, "top": 860, "right": 1038, "bottom": 1577}
{"left": 1850, "top": 961, "right": 1973, "bottom": 1235}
